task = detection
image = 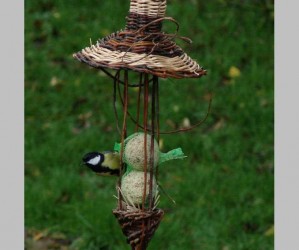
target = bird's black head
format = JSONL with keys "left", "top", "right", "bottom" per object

{"left": 82, "top": 152, "right": 104, "bottom": 173}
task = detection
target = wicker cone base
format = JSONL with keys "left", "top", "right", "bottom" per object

{"left": 113, "top": 208, "right": 164, "bottom": 250}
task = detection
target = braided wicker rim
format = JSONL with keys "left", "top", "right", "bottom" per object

{"left": 73, "top": 0, "right": 207, "bottom": 79}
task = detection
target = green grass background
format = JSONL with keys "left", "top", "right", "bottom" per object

{"left": 25, "top": 0, "right": 274, "bottom": 249}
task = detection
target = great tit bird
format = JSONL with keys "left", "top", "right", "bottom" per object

{"left": 82, "top": 151, "right": 121, "bottom": 176}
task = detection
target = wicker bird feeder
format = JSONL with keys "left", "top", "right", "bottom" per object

{"left": 74, "top": 0, "right": 207, "bottom": 249}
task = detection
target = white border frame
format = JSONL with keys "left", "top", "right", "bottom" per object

{"left": 0, "top": 0, "right": 24, "bottom": 248}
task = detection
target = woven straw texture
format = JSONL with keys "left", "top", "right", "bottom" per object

{"left": 74, "top": 0, "right": 207, "bottom": 79}
{"left": 113, "top": 208, "right": 164, "bottom": 249}
{"left": 129, "top": 0, "right": 167, "bottom": 17}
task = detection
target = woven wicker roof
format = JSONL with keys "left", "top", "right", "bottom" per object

{"left": 73, "top": 0, "right": 207, "bottom": 79}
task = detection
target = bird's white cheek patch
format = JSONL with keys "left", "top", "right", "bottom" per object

{"left": 87, "top": 155, "right": 101, "bottom": 165}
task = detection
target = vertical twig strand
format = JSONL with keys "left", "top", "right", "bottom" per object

{"left": 142, "top": 73, "right": 149, "bottom": 211}
{"left": 154, "top": 76, "right": 160, "bottom": 141}
{"left": 135, "top": 73, "right": 143, "bottom": 132}
{"left": 118, "top": 70, "right": 129, "bottom": 210}
{"left": 149, "top": 77, "right": 156, "bottom": 209}
{"left": 139, "top": 73, "right": 149, "bottom": 250}
{"left": 123, "top": 70, "right": 129, "bottom": 140}
{"left": 154, "top": 76, "right": 160, "bottom": 181}
{"left": 113, "top": 70, "right": 121, "bottom": 136}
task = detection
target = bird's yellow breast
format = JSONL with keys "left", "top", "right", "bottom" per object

{"left": 102, "top": 152, "right": 121, "bottom": 170}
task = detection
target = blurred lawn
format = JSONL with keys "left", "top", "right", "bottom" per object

{"left": 25, "top": 0, "right": 274, "bottom": 249}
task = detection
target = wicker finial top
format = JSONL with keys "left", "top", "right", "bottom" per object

{"left": 129, "top": 0, "right": 167, "bottom": 18}
{"left": 126, "top": 0, "right": 167, "bottom": 32}
{"left": 73, "top": 0, "right": 207, "bottom": 79}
